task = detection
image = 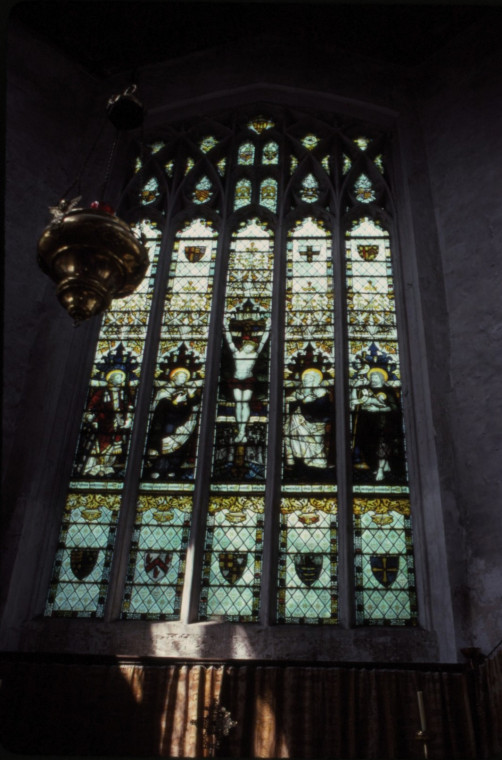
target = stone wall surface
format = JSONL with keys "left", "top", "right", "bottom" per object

{"left": 416, "top": 16, "right": 502, "bottom": 655}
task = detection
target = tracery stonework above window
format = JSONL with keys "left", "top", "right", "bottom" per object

{"left": 45, "top": 107, "right": 417, "bottom": 627}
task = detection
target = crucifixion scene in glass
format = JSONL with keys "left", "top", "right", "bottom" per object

{"left": 45, "top": 107, "right": 417, "bottom": 626}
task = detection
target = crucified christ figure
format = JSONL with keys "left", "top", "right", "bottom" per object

{"left": 224, "top": 316, "right": 271, "bottom": 443}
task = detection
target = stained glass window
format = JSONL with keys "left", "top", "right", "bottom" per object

{"left": 47, "top": 108, "right": 418, "bottom": 629}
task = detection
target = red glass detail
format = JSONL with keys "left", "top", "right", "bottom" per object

{"left": 90, "top": 201, "right": 115, "bottom": 214}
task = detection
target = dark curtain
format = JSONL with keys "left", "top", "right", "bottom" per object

{"left": 1, "top": 651, "right": 501, "bottom": 758}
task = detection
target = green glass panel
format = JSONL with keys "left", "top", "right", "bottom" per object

{"left": 200, "top": 135, "right": 218, "bottom": 153}
{"left": 192, "top": 175, "right": 213, "bottom": 204}
{"left": 140, "top": 176, "right": 160, "bottom": 204}
{"left": 259, "top": 178, "right": 277, "bottom": 212}
{"left": 122, "top": 496, "right": 192, "bottom": 619}
{"left": 354, "top": 137, "right": 370, "bottom": 151}
{"left": 238, "top": 142, "right": 255, "bottom": 165}
{"left": 199, "top": 496, "right": 264, "bottom": 622}
{"left": 354, "top": 174, "right": 376, "bottom": 203}
{"left": 354, "top": 501, "right": 416, "bottom": 625}
{"left": 299, "top": 173, "right": 319, "bottom": 203}
{"left": 234, "top": 178, "right": 252, "bottom": 210}
{"left": 262, "top": 141, "right": 279, "bottom": 164}
{"left": 278, "top": 497, "right": 337, "bottom": 624}
{"left": 301, "top": 134, "right": 319, "bottom": 150}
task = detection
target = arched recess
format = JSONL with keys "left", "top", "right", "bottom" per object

{"left": 1, "top": 85, "right": 455, "bottom": 662}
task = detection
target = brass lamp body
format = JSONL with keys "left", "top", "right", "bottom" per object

{"left": 37, "top": 207, "right": 149, "bottom": 324}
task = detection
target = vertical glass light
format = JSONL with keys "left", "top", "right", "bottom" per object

{"left": 45, "top": 219, "right": 162, "bottom": 617}
{"left": 121, "top": 218, "right": 218, "bottom": 619}
{"left": 199, "top": 219, "right": 274, "bottom": 621}
{"left": 277, "top": 217, "right": 338, "bottom": 624}
{"left": 346, "top": 216, "right": 416, "bottom": 625}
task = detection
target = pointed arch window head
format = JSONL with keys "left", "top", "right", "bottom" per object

{"left": 46, "top": 108, "right": 418, "bottom": 631}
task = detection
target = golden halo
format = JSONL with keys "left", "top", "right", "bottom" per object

{"left": 105, "top": 369, "right": 126, "bottom": 383}
{"left": 301, "top": 367, "right": 323, "bottom": 382}
{"left": 169, "top": 367, "right": 191, "bottom": 381}
{"left": 367, "top": 367, "right": 388, "bottom": 381}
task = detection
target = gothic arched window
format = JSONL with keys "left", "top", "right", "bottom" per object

{"left": 45, "top": 107, "right": 417, "bottom": 628}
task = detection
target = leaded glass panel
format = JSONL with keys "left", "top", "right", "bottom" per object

{"left": 300, "top": 173, "right": 320, "bottom": 202}
{"left": 234, "top": 179, "right": 252, "bottom": 210}
{"left": 238, "top": 142, "right": 255, "bottom": 165}
{"left": 45, "top": 220, "right": 161, "bottom": 617}
{"left": 121, "top": 218, "right": 218, "bottom": 618}
{"left": 192, "top": 176, "right": 213, "bottom": 204}
{"left": 200, "top": 219, "right": 274, "bottom": 622}
{"left": 278, "top": 217, "right": 337, "bottom": 623}
{"left": 346, "top": 217, "right": 415, "bottom": 625}
{"left": 262, "top": 141, "right": 279, "bottom": 164}
{"left": 259, "top": 178, "right": 277, "bottom": 212}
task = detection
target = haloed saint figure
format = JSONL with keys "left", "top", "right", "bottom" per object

{"left": 284, "top": 366, "right": 335, "bottom": 481}
{"left": 145, "top": 367, "right": 202, "bottom": 480}
{"left": 79, "top": 368, "right": 134, "bottom": 478}
{"left": 351, "top": 366, "right": 406, "bottom": 483}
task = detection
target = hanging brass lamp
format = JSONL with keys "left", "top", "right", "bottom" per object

{"left": 37, "top": 86, "right": 148, "bottom": 325}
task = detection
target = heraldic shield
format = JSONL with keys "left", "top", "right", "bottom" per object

{"left": 144, "top": 551, "right": 172, "bottom": 581}
{"left": 70, "top": 548, "right": 99, "bottom": 580}
{"left": 218, "top": 552, "right": 248, "bottom": 585}
{"left": 370, "top": 554, "right": 399, "bottom": 587}
{"left": 294, "top": 553, "right": 323, "bottom": 587}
